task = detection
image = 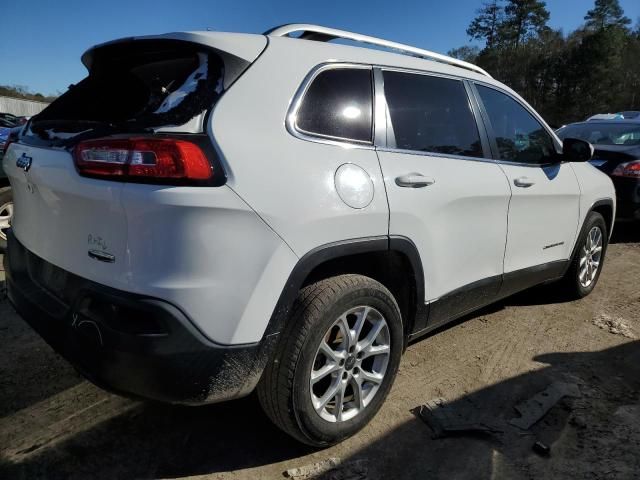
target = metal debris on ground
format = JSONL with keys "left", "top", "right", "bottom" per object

{"left": 509, "top": 382, "right": 581, "bottom": 430}
{"left": 284, "top": 458, "right": 368, "bottom": 480}
{"left": 413, "top": 397, "right": 502, "bottom": 439}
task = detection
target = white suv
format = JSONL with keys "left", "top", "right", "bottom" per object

{"left": 2, "top": 24, "right": 615, "bottom": 446}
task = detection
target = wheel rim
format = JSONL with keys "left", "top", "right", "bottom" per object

{"left": 579, "top": 226, "right": 603, "bottom": 288}
{"left": 309, "top": 305, "right": 391, "bottom": 423}
{"left": 0, "top": 201, "right": 13, "bottom": 242}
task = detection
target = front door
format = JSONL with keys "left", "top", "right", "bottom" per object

{"left": 473, "top": 84, "right": 581, "bottom": 291}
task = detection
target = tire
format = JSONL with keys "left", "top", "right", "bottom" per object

{"left": 257, "top": 274, "right": 403, "bottom": 446}
{"left": 0, "top": 187, "right": 13, "bottom": 251}
{"left": 559, "top": 211, "right": 608, "bottom": 299}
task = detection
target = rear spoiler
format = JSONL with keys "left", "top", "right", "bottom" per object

{"left": 81, "top": 31, "right": 268, "bottom": 89}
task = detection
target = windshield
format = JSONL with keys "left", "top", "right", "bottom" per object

{"left": 557, "top": 123, "right": 640, "bottom": 146}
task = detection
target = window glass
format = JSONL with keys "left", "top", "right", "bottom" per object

{"left": 296, "top": 68, "right": 373, "bottom": 143}
{"left": 383, "top": 71, "right": 483, "bottom": 157}
{"left": 477, "top": 85, "right": 556, "bottom": 164}
{"left": 557, "top": 122, "right": 640, "bottom": 146}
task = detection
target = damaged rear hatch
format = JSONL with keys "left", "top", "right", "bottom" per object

{"left": 3, "top": 32, "right": 266, "bottom": 290}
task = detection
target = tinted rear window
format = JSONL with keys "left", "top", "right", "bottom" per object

{"left": 295, "top": 68, "right": 373, "bottom": 143}
{"left": 31, "top": 40, "right": 224, "bottom": 139}
{"left": 383, "top": 71, "right": 483, "bottom": 158}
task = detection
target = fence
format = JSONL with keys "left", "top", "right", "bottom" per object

{"left": 0, "top": 95, "right": 50, "bottom": 117}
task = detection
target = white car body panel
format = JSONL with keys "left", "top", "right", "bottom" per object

{"left": 498, "top": 163, "right": 581, "bottom": 273}
{"left": 377, "top": 151, "right": 510, "bottom": 301}
{"left": 209, "top": 40, "right": 391, "bottom": 258}
{"left": 4, "top": 144, "right": 298, "bottom": 345}
{"left": 570, "top": 162, "right": 617, "bottom": 237}
{"left": 3, "top": 30, "right": 616, "bottom": 350}
{"left": 4, "top": 144, "right": 131, "bottom": 289}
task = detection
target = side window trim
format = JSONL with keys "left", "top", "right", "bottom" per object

{"left": 374, "top": 66, "right": 494, "bottom": 162}
{"left": 470, "top": 81, "right": 562, "bottom": 166}
{"left": 286, "top": 62, "right": 375, "bottom": 148}
{"left": 468, "top": 81, "right": 500, "bottom": 160}
{"left": 462, "top": 79, "right": 493, "bottom": 159}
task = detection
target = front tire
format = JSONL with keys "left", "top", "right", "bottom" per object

{"left": 257, "top": 274, "right": 403, "bottom": 446}
{"left": 560, "top": 211, "right": 608, "bottom": 298}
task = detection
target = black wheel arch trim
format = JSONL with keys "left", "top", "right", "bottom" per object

{"left": 262, "top": 235, "right": 425, "bottom": 342}
{"left": 566, "top": 199, "right": 614, "bottom": 273}
{"left": 589, "top": 199, "right": 615, "bottom": 237}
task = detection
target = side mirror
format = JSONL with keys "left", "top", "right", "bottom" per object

{"left": 563, "top": 137, "right": 594, "bottom": 163}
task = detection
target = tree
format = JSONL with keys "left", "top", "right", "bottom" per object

{"left": 448, "top": 45, "right": 481, "bottom": 62}
{"left": 584, "top": 0, "right": 631, "bottom": 30}
{"left": 501, "top": 0, "right": 550, "bottom": 48}
{"left": 466, "top": 1, "right": 504, "bottom": 48}
{"left": 452, "top": 0, "right": 639, "bottom": 125}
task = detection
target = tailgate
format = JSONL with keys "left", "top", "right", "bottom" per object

{"left": 3, "top": 143, "right": 130, "bottom": 290}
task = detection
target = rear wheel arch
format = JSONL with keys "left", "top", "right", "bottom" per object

{"left": 264, "top": 236, "right": 425, "bottom": 345}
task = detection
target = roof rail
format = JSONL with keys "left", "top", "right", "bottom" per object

{"left": 264, "top": 24, "right": 492, "bottom": 78}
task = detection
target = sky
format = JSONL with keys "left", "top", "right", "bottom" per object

{"left": 1, "top": 0, "right": 639, "bottom": 96}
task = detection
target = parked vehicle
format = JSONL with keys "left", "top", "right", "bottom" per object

{"left": 619, "top": 111, "right": 640, "bottom": 120}
{"left": 0, "top": 126, "right": 16, "bottom": 248}
{"left": 557, "top": 120, "right": 640, "bottom": 222}
{"left": 2, "top": 24, "right": 615, "bottom": 446}
{"left": 0, "top": 113, "right": 19, "bottom": 128}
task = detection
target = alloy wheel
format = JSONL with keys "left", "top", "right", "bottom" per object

{"left": 0, "top": 201, "right": 13, "bottom": 242}
{"left": 309, "top": 305, "right": 391, "bottom": 423}
{"left": 579, "top": 226, "right": 603, "bottom": 288}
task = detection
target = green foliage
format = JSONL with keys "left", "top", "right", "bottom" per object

{"left": 584, "top": 0, "right": 631, "bottom": 31}
{"left": 448, "top": 45, "right": 482, "bottom": 62}
{"left": 467, "top": 1, "right": 505, "bottom": 49}
{"left": 457, "top": 0, "right": 639, "bottom": 126}
{"left": 501, "top": 0, "right": 550, "bottom": 48}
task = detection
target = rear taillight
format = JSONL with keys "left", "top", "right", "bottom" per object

{"left": 612, "top": 160, "right": 640, "bottom": 178}
{"left": 74, "top": 137, "right": 213, "bottom": 183}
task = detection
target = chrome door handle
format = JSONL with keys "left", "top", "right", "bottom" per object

{"left": 513, "top": 176, "right": 535, "bottom": 188}
{"left": 395, "top": 173, "right": 436, "bottom": 188}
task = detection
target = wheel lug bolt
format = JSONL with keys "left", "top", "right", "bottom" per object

{"left": 342, "top": 372, "right": 348, "bottom": 380}
{"left": 353, "top": 367, "right": 360, "bottom": 375}
{"left": 339, "top": 359, "right": 345, "bottom": 366}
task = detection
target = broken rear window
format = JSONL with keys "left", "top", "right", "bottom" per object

{"left": 31, "top": 40, "right": 224, "bottom": 140}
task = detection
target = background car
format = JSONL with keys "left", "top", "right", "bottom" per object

{"left": 586, "top": 113, "right": 624, "bottom": 121}
{"left": 557, "top": 120, "right": 640, "bottom": 221}
{"left": 0, "top": 126, "right": 18, "bottom": 249}
{"left": 0, "top": 114, "right": 19, "bottom": 128}
{"left": 619, "top": 111, "right": 640, "bottom": 120}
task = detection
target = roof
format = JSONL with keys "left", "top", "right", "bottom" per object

{"left": 265, "top": 23, "right": 491, "bottom": 78}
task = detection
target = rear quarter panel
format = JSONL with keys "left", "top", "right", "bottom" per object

{"left": 209, "top": 38, "right": 390, "bottom": 258}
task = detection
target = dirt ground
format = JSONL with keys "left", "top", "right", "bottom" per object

{"left": 0, "top": 223, "right": 639, "bottom": 480}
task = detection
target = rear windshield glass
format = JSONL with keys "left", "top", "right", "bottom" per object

{"left": 30, "top": 40, "right": 224, "bottom": 141}
{"left": 557, "top": 123, "right": 640, "bottom": 146}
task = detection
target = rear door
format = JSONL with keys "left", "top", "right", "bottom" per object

{"left": 473, "top": 84, "right": 580, "bottom": 288}
{"left": 4, "top": 144, "right": 130, "bottom": 289}
{"left": 375, "top": 69, "right": 511, "bottom": 330}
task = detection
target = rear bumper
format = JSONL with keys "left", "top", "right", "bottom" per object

{"left": 3, "top": 231, "right": 277, "bottom": 405}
